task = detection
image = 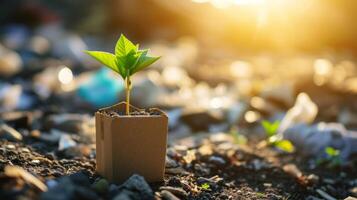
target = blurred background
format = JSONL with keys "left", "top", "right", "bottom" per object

{"left": 0, "top": 0, "right": 356, "bottom": 140}
{"left": 1, "top": 2, "right": 357, "bottom": 199}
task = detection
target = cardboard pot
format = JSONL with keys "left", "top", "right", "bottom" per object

{"left": 95, "top": 102, "right": 168, "bottom": 183}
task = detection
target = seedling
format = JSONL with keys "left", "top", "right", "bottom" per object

{"left": 229, "top": 127, "right": 247, "bottom": 145}
{"left": 85, "top": 34, "right": 160, "bottom": 115}
{"left": 200, "top": 183, "right": 211, "bottom": 190}
{"left": 316, "top": 146, "right": 342, "bottom": 168}
{"left": 261, "top": 120, "right": 295, "bottom": 153}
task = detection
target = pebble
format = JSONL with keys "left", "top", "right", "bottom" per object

{"left": 160, "top": 190, "right": 180, "bottom": 200}
{"left": 209, "top": 156, "right": 226, "bottom": 166}
{"left": 165, "top": 167, "right": 188, "bottom": 175}
{"left": 6, "top": 144, "right": 16, "bottom": 149}
{"left": 31, "top": 159, "right": 41, "bottom": 165}
{"left": 159, "top": 186, "right": 188, "bottom": 197}
{"left": 316, "top": 189, "right": 336, "bottom": 200}
{"left": 5, "top": 165, "right": 47, "bottom": 192}
{"left": 114, "top": 174, "right": 154, "bottom": 200}
{"left": 0, "top": 46, "right": 22, "bottom": 76}
{"left": 283, "top": 164, "right": 303, "bottom": 178}
{"left": 307, "top": 174, "right": 319, "bottom": 184}
{"left": 0, "top": 123, "right": 23, "bottom": 141}
{"left": 349, "top": 187, "right": 357, "bottom": 196}
{"left": 58, "top": 134, "right": 76, "bottom": 150}
{"left": 344, "top": 197, "right": 357, "bottom": 200}
{"left": 166, "top": 156, "right": 179, "bottom": 168}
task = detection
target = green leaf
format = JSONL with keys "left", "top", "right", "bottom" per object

{"left": 115, "top": 34, "right": 137, "bottom": 57}
{"left": 274, "top": 140, "right": 294, "bottom": 153}
{"left": 84, "top": 51, "right": 119, "bottom": 74}
{"left": 131, "top": 50, "right": 160, "bottom": 75}
{"left": 200, "top": 183, "right": 210, "bottom": 190}
{"left": 325, "top": 147, "right": 340, "bottom": 157}
{"left": 261, "top": 120, "right": 280, "bottom": 137}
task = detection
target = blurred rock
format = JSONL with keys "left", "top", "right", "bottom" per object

{"left": 112, "top": 174, "right": 154, "bottom": 200}
{"left": 209, "top": 156, "right": 226, "bottom": 166}
{"left": 0, "top": 123, "right": 23, "bottom": 141}
{"left": 260, "top": 83, "right": 295, "bottom": 107}
{"left": 2, "top": 25, "right": 29, "bottom": 49}
{"left": 4, "top": 165, "right": 47, "bottom": 192}
{"left": 130, "top": 77, "right": 162, "bottom": 107}
{"left": 159, "top": 186, "right": 188, "bottom": 198}
{"left": 0, "top": 111, "right": 34, "bottom": 129}
{"left": 339, "top": 109, "right": 357, "bottom": 128}
{"left": 0, "top": 84, "right": 21, "bottom": 111}
{"left": 58, "top": 134, "right": 76, "bottom": 150}
{"left": 29, "top": 35, "right": 50, "bottom": 55}
{"left": 180, "top": 109, "right": 224, "bottom": 131}
{"left": 45, "top": 113, "right": 91, "bottom": 134}
{"left": 41, "top": 172, "right": 98, "bottom": 200}
{"left": 37, "top": 24, "right": 87, "bottom": 63}
{"left": 0, "top": 45, "right": 23, "bottom": 76}
{"left": 284, "top": 122, "right": 357, "bottom": 160}
{"left": 279, "top": 93, "right": 318, "bottom": 134}
{"left": 160, "top": 190, "right": 180, "bottom": 200}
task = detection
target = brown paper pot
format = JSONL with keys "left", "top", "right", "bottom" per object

{"left": 95, "top": 102, "right": 168, "bottom": 183}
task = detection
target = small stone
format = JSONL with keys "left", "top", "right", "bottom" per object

{"left": 209, "top": 156, "right": 226, "bottom": 166}
{"left": 283, "top": 164, "right": 303, "bottom": 178}
{"left": 165, "top": 167, "right": 187, "bottom": 175}
{"left": 58, "top": 134, "right": 76, "bottom": 150}
{"left": 307, "top": 174, "right": 319, "bottom": 185}
{"left": 21, "top": 148, "right": 30, "bottom": 153}
{"left": 159, "top": 186, "right": 188, "bottom": 197}
{"left": 0, "top": 45, "right": 22, "bottom": 76}
{"left": 31, "top": 160, "right": 41, "bottom": 165}
{"left": 349, "top": 187, "right": 357, "bottom": 196}
{"left": 0, "top": 124, "right": 23, "bottom": 141}
{"left": 166, "top": 156, "right": 179, "bottom": 168}
{"left": 316, "top": 189, "right": 337, "bottom": 200}
{"left": 5, "top": 165, "right": 47, "bottom": 192}
{"left": 6, "top": 144, "right": 15, "bottom": 149}
{"left": 263, "top": 183, "right": 272, "bottom": 187}
{"left": 344, "top": 197, "right": 357, "bottom": 200}
{"left": 160, "top": 190, "right": 180, "bottom": 200}
{"left": 115, "top": 174, "right": 154, "bottom": 200}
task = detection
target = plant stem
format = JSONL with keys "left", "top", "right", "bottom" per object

{"left": 125, "top": 76, "right": 131, "bottom": 115}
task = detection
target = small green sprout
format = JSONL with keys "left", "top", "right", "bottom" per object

{"left": 200, "top": 183, "right": 210, "bottom": 190}
{"left": 229, "top": 127, "right": 247, "bottom": 145}
{"left": 317, "top": 147, "right": 342, "bottom": 168}
{"left": 261, "top": 120, "right": 295, "bottom": 153}
{"left": 261, "top": 120, "right": 280, "bottom": 137}
{"left": 85, "top": 34, "right": 160, "bottom": 115}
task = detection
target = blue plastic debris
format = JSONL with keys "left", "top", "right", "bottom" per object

{"left": 77, "top": 68, "right": 123, "bottom": 108}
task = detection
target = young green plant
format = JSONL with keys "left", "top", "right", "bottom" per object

{"left": 261, "top": 120, "right": 295, "bottom": 153}
{"left": 84, "top": 34, "right": 160, "bottom": 115}
{"left": 316, "top": 146, "right": 342, "bottom": 168}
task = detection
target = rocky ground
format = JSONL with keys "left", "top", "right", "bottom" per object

{"left": 0, "top": 130, "right": 356, "bottom": 200}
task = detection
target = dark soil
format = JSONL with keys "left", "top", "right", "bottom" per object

{"left": 1, "top": 133, "right": 356, "bottom": 200}
{"left": 100, "top": 108, "right": 162, "bottom": 118}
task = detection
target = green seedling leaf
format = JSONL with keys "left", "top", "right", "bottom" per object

{"left": 115, "top": 34, "right": 137, "bottom": 57}
{"left": 229, "top": 128, "right": 247, "bottom": 145}
{"left": 200, "top": 183, "right": 210, "bottom": 190}
{"left": 325, "top": 147, "right": 340, "bottom": 157}
{"left": 84, "top": 51, "right": 119, "bottom": 73}
{"left": 261, "top": 120, "right": 280, "bottom": 137}
{"left": 274, "top": 139, "right": 295, "bottom": 153}
{"left": 131, "top": 50, "right": 160, "bottom": 75}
